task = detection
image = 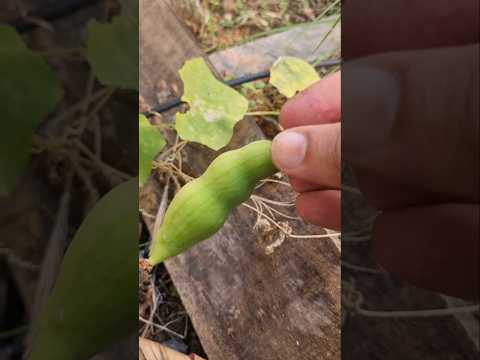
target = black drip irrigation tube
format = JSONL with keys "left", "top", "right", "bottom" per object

{"left": 6, "top": 1, "right": 342, "bottom": 117}
{"left": 10, "top": 0, "right": 100, "bottom": 33}
{"left": 147, "top": 58, "right": 342, "bottom": 116}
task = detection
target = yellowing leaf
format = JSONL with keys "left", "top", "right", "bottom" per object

{"left": 270, "top": 57, "right": 320, "bottom": 98}
{"left": 175, "top": 58, "right": 248, "bottom": 150}
{"left": 87, "top": 0, "right": 138, "bottom": 90}
{"left": 0, "top": 24, "right": 63, "bottom": 196}
{"left": 139, "top": 114, "right": 165, "bottom": 186}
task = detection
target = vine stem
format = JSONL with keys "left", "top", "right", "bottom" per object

{"left": 315, "top": 0, "right": 341, "bottom": 21}
{"left": 251, "top": 197, "right": 299, "bottom": 221}
{"left": 139, "top": 316, "right": 185, "bottom": 339}
{"left": 0, "top": 248, "right": 39, "bottom": 272}
{"left": 251, "top": 195, "right": 295, "bottom": 207}
{"left": 49, "top": 87, "right": 112, "bottom": 130}
{"left": 342, "top": 260, "right": 384, "bottom": 275}
{"left": 313, "top": 14, "right": 341, "bottom": 66}
{"left": 343, "top": 279, "right": 480, "bottom": 318}
{"left": 242, "top": 202, "right": 340, "bottom": 239}
{"left": 356, "top": 304, "right": 480, "bottom": 318}
{"left": 74, "top": 140, "right": 131, "bottom": 181}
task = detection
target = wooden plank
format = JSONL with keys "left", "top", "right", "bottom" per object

{"left": 209, "top": 18, "right": 341, "bottom": 77}
{"left": 139, "top": 1, "right": 340, "bottom": 359}
{"left": 139, "top": 0, "right": 199, "bottom": 107}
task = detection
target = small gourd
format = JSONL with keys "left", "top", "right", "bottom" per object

{"left": 149, "top": 140, "right": 277, "bottom": 265}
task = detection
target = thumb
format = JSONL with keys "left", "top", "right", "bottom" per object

{"left": 271, "top": 123, "right": 341, "bottom": 189}
{"left": 344, "top": 44, "right": 479, "bottom": 209}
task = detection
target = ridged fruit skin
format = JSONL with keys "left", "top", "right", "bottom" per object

{"left": 149, "top": 140, "right": 277, "bottom": 265}
{"left": 28, "top": 179, "right": 138, "bottom": 360}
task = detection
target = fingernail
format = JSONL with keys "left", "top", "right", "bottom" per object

{"left": 272, "top": 131, "right": 307, "bottom": 170}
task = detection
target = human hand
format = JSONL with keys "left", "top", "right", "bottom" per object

{"left": 342, "top": 0, "right": 479, "bottom": 300}
{"left": 272, "top": 0, "right": 479, "bottom": 299}
{"left": 272, "top": 72, "right": 341, "bottom": 231}
{"left": 344, "top": 44, "right": 478, "bottom": 300}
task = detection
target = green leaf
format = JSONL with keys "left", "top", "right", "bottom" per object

{"left": 86, "top": 0, "right": 139, "bottom": 90}
{"left": 175, "top": 58, "right": 248, "bottom": 150}
{"left": 28, "top": 179, "right": 138, "bottom": 360}
{"left": 139, "top": 114, "right": 165, "bottom": 186}
{"left": 0, "top": 24, "right": 63, "bottom": 196}
{"left": 269, "top": 56, "right": 320, "bottom": 98}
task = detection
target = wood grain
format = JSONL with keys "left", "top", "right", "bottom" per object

{"left": 139, "top": 1, "right": 340, "bottom": 359}
{"left": 209, "top": 17, "right": 340, "bottom": 77}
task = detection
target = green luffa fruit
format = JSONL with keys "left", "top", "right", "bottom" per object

{"left": 28, "top": 179, "right": 137, "bottom": 360}
{"left": 149, "top": 140, "right": 277, "bottom": 265}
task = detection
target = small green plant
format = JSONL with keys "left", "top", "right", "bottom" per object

{"left": 175, "top": 57, "right": 249, "bottom": 150}
{"left": 87, "top": 0, "right": 139, "bottom": 90}
{"left": 139, "top": 114, "right": 166, "bottom": 186}
{"left": 149, "top": 140, "right": 277, "bottom": 265}
{"left": 141, "top": 55, "right": 323, "bottom": 263}
{"left": 0, "top": 0, "right": 138, "bottom": 197}
{"left": 0, "top": 24, "right": 63, "bottom": 196}
{"left": 270, "top": 56, "right": 320, "bottom": 97}
{"left": 139, "top": 56, "right": 320, "bottom": 186}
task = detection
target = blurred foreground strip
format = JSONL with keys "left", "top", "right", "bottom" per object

{"left": 139, "top": 337, "right": 206, "bottom": 360}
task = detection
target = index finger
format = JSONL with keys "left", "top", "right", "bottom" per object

{"left": 280, "top": 71, "right": 341, "bottom": 129}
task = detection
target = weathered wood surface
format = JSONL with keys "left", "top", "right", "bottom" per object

{"left": 209, "top": 17, "right": 340, "bottom": 77}
{"left": 139, "top": 1, "right": 340, "bottom": 359}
